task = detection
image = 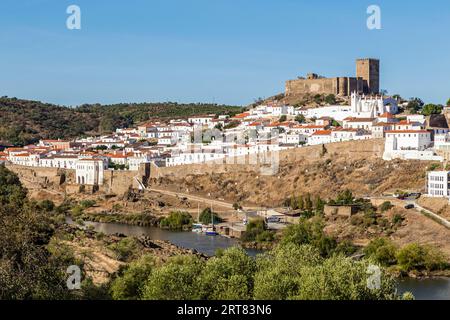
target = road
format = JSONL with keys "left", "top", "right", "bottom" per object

{"left": 367, "top": 195, "right": 450, "bottom": 229}
{"left": 147, "top": 187, "right": 262, "bottom": 211}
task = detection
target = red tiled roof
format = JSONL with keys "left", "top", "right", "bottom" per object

{"left": 379, "top": 112, "right": 394, "bottom": 118}
{"left": 312, "top": 130, "right": 332, "bottom": 136}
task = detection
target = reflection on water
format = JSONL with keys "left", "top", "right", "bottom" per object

{"left": 76, "top": 219, "right": 262, "bottom": 257}
{"left": 397, "top": 277, "right": 450, "bottom": 300}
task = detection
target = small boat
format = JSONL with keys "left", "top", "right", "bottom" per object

{"left": 205, "top": 229, "right": 218, "bottom": 236}
{"left": 192, "top": 223, "right": 203, "bottom": 233}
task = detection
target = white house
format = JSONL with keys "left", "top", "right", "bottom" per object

{"left": 342, "top": 118, "right": 375, "bottom": 131}
{"left": 427, "top": 171, "right": 450, "bottom": 198}
{"left": 308, "top": 130, "right": 332, "bottom": 145}
{"left": 383, "top": 130, "right": 441, "bottom": 161}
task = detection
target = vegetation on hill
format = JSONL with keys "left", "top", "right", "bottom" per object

{"left": 109, "top": 240, "right": 404, "bottom": 300}
{"left": 0, "top": 165, "right": 89, "bottom": 299}
{"left": 0, "top": 96, "right": 242, "bottom": 145}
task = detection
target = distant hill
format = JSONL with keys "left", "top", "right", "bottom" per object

{"left": 0, "top": 97, "right": 242, "bottom": 145}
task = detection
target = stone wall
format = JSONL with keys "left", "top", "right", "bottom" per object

{"left": 324, "top": 205, "right": 358, "bottom": 218}
{"left": 6, "top": 164, "right": 74, "bottom": 190}
{"left": 6, "top": 163, "right": 150, "bottom": 196}
{"left": 150, "top": 139, "right": 385, "bottom": 180}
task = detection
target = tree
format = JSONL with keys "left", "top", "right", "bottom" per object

{"left": 199, "top": 208, "right": 222, "bottom": 224}
{"left": 335, "top": 189, "right": 354, "bottom": 205}
{"left": 379, "top": 201, "right": 394, "bottom": 212}
{"left": 320, "top": 144, "right": 327, "bottom": 157}
{"left": 280, "top": 217, "right": 337, "bottom": 257}
{"left": 110, "top": 255, "right": 156, "bottom": 300}
{"left": 325, "top": 94, "right": 336, "bottom": 105}
{"left": 422, "top": 104, "right": 443, "bottom": 116}
{"left": 142, "top": 255, "right": 205, "bottom": 300}
{"left": 232, "top": 202, "right": 242, "bottom": 210}
{"left": 0, "top": 166, "right": 78, "bottom": 299}
{"left": 406, "top": 97, "right": 424, "bottom": 113}
{"left": 254, "top": 244, "right": 322, "bottom": 300}
{"left": 254, "top": 244, "right": 399, "bottom": 300}
{"left": 447, "top": 98, "right": 450, "bottom": 106}
{"left": 294, "top": 253, "right": 398, "bottom": 300}
{"left": 364, "top": 238, "right": 398, "bottom": 267}
{"left": 396, "top": 243, "right": 447, "bottom": 272}
{"left": 304, "top": 194, "right": 313, "bottom": 211}
{"left": 314, "top": 196, "right": 326, "bottom": 215}
{"left": 295, "top": 114, "right": 306, "bottom": 124}
{"left": 159, "top": 211, "right": 193, "bottom": 230}
{"left": 199, "top": 247, "right": 256, "bottom": 300}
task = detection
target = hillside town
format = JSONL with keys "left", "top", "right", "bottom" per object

{"left": 2, "top": 89, "right": 450, "bottom": 200}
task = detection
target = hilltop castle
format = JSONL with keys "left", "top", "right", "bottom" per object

{"left": 285, "top": 58, "right": 380, "bottom": 97}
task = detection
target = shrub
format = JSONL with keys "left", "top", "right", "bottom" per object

{"left": 392, "top": 214, "right": 405, "bottom": 225}
{"left": 108, "top": 238, "right": 141, "bottom": 262}
{"left": 396, "top": 243, "right": 448, "bottom": 272}
{"left": 364, "top": 238, "right": 398, "bottom": 267}
{"left": 199, "top": 208, "right": 222, "bottom": 225}
{"left": 39, "top": 199, "right": 55, "bottom": 212}
{"left": 280, "top": 218, "right": 337, "bottom": 257}
{"left": 142, "top": 255, "right": 205, "bottom": 300}
{"left": 379, "top": 201, "right": 393, "bottom": 212}
{"left": 79, "top": 200, "right": 96, "bottom": 209}
{"left": 242, "top": 219, "right": 274, "bottom": 243}
{"left": 110, "top": 255, "right": 156, "bottom": 300}
{"left": 159, "top": 211, "right": 193, "bottom": 230}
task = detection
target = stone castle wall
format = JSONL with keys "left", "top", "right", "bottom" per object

{"left": 6, "top": 163, "right": 150, "bottom": 196}
{"left": 285, "top": 59, "right": 379, "bottom": 97}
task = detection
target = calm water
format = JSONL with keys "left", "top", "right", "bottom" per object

{"left": 397, "top": 278, "right": 450, "bottom": 300}
{"left": 73, "top": 219, "right": 262, "bottom": 257}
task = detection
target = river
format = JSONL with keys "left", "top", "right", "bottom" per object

{"left": 78, "top": 220, "right": 263, "bottom": 257}
{"left": 397, "top": 278, "right": 450, "bottom": 300}
{"left": 72, "top": 219, "right": 450, "bottom": 300}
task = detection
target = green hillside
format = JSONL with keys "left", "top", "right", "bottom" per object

{"left": 0, "top": 97, "right": 242, "bottom": 145}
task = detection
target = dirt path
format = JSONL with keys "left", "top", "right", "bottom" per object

{"left": 147, "top": 187, "right": 263, "bottom": 211}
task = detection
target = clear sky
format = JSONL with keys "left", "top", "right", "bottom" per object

{"left": 0, "top": 0, "right": 449, "bottom": 106}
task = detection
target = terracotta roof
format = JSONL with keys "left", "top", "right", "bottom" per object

{"left": 298, "top": 125, "right": 326, "bottom": 129}
{"left": 373, "top": 122, "right": 393, "bottom": 127}
{"left": 312, "top": 130, "right": 332, "bottom": 136}
{"left": 345, "top": 118, "right": 375, "bottom": 123}
{"left": 379, "top": 112, "right": 394, "bottom": 118}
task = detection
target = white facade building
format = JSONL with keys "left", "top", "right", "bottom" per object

{"left": 383, "top": 130, "right": 442, "bottom": 161}
{"left": 427, "top": 171, "right": 450, "bottom": 198}
{"left": 76, "top": 159, "right": 106, "bottom": 186}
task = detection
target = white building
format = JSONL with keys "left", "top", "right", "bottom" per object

{"left": 343, "top": 118, "right": 375, "bottom": 131}
{"left": 383, "top": 130, "right": 442, "bottom": 161}
{"left": 350, "top": 92, "right": 398, "bottom": 118}
{"left": 427, "top": 171, "right": 450, "bottom": 199}
{"left": 76, "top": 159, "right": 106, "bottom": 186}
{"left": 188, "top": 116, "right": 214, "bottom": 126}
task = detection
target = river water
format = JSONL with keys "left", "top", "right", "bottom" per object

{"left": 79, "top": 220, "right": 262, "bottom": 257}
{"left": 397, "top": 278, "right": 450, "bottom": 300}
{"left": 73, "top": 219, "right": 450, "bottom": 300}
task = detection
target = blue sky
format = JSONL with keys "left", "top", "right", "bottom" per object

{"left": 0, "top": 0, "right": 449, "bottom": 106}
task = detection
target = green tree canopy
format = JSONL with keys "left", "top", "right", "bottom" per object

{"left": 422, "top": 104, "right": 443, "bottom": 116}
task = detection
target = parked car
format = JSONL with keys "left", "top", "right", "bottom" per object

{"left": 404, "top": 204, "right": 415, "bottom": 210}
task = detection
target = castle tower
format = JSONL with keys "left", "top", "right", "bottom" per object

{"left": 356, "top": 58, "right": 380, "bottom": 94}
